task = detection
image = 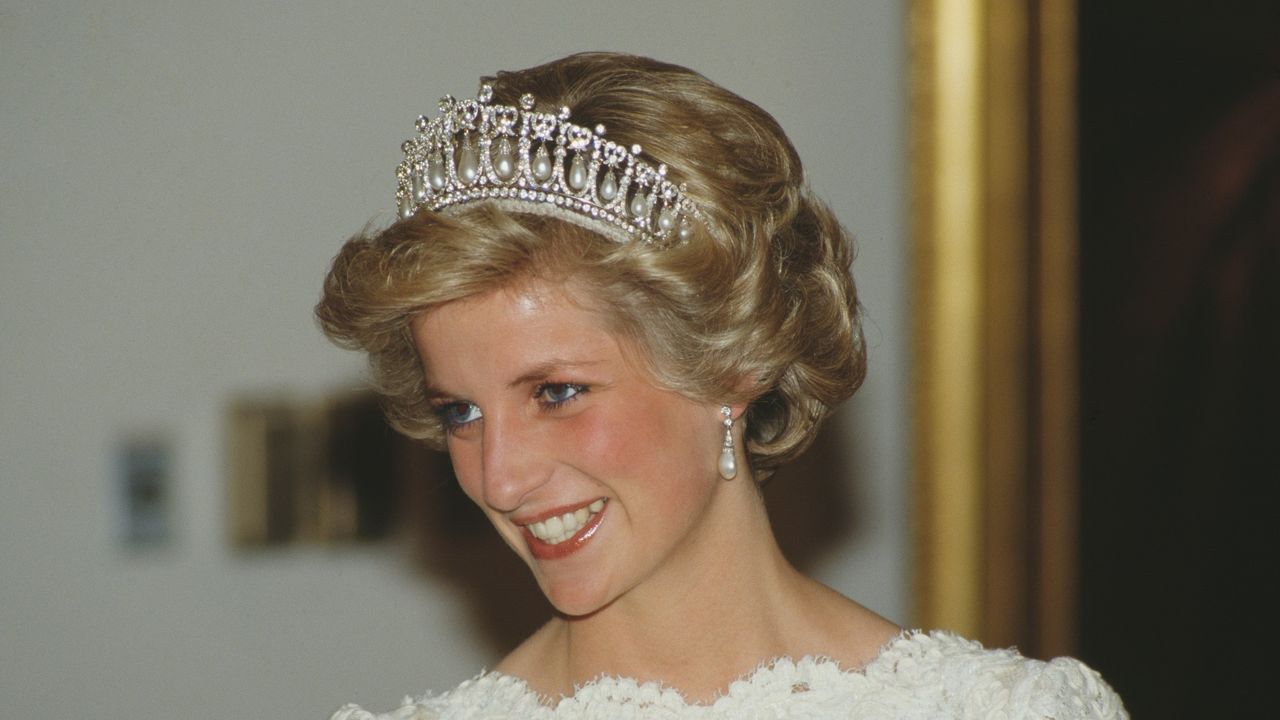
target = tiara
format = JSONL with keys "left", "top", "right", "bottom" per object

{"left": 396, "top": 83, "right": 703, "bottom": 245}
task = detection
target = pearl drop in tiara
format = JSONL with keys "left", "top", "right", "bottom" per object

{"left": 396, "top": 83, "right": 704, "bottom": 245}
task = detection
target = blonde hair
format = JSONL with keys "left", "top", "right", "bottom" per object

{"left": 316, "top": 52, "right": 865, "bottom": 479}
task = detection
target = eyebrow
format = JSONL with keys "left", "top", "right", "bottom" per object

{"left": 508, "top": 359, "right": 603, "bottom": 388}
{"left": 423, "top": 358, "right": 604, "bottom": 400}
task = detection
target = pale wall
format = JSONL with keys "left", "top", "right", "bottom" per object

{"left": 0, "top": 2, "right": 908, "bottom": 717}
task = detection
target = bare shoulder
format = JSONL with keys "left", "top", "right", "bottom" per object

{"left": 795, "top": 577, "right": 903, "bottom": 668}
{"left": 492, "top": 618, "right": 564, "bottom": 688}
{"left": 831, "top": 596, "right": 903, "bottom": 668}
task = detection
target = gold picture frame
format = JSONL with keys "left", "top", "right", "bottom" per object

{"left": 909, "top": 0, "right": 1079, "bottom": 657}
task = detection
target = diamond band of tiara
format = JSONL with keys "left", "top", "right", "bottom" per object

{"left": 396, "top": 83, "right": 704, "bottom": 245}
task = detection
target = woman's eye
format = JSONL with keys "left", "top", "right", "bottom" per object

{"left": 439, "top": 402, "right": 482, "bottom": 428}
{"left": 536, "top": 383, "right": 587, "bottom": 407}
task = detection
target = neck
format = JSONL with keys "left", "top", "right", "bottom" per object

{"left": 547, "top": 474, "right": 822, "bottom": 702}
{"left": 497, "top": 466, "right": 901, "bottom": 704}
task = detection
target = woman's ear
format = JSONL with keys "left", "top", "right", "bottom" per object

{"left": 724, "top": 371, "right": 766, "bottom": 421}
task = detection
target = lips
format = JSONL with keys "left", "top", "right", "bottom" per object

{"left": 518, "top": 499, "right": 607, "bottom": 560}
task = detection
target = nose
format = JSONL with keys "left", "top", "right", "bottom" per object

{"left": 478, "top": 412, "right": 551, "bottom": 513}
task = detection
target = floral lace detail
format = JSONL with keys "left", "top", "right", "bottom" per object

{"left": 330, "top": 630, "right": 1127, "bottom": 719}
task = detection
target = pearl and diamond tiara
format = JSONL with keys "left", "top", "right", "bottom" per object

{"left": 396, "top": 83, "right": 704, "bottom": 245}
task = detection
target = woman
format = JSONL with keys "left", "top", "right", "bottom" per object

{"left": 320, "top": 53, "right": 1125, "bottom": 718}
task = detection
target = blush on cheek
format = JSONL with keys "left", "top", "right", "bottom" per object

{"left": 571, "top": 397, "right": 654, "bottom": 462}
{"left": 569, "top": 394, "right": 713, "bottom": 486}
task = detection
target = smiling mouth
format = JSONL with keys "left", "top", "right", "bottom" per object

{"left": 525, "top": 499, "right": 606, "bottom": 545}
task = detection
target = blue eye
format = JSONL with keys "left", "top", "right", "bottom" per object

{"left": 536, "top": 383, "right": 586, "bottom": 407}
{"left": 438, "top": 402, "right": 482, "bottom": 429}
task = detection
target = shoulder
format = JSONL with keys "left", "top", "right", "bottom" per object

{"left": 491, "top": 618, "right": 564, "bottom": 689}
{"left": 868, "top": 630, "right": 1128, "bottom": 720}
{"left": 330, "top": 623, "right": 563, "bottom": 720}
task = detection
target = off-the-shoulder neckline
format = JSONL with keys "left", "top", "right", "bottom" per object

{"left": 455, "top": 628, "right": 971, "bottom": 710}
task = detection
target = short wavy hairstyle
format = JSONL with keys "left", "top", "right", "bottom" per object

{"left": 316, "top": 52, "right": 865, "bottom": 480}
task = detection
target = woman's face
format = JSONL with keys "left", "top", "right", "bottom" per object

{"left": 411, "top": 279, "right": 729, "bottom": 616}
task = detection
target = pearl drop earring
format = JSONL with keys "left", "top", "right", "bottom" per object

{"left": 718, "top": 406, "right": 738, "bottom": 480}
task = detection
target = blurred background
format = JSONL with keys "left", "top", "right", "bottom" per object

{"left": 1, "top": 2, "right": 908, "bottom": 718}
{"left": 2, "top": 1, "right": 1275, "bottom": 719}
{"left": 1075, "top": 2, "right": 1276, "bottom": 717}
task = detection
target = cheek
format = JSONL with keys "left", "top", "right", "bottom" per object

{"left": 570, "top": 395, "right": 713, "bottom": 491}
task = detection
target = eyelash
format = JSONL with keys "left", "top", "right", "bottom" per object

{"left": 436, "top": 401, "right": 481, "bottom": 432}
{"left": 435, "top": 382, "right": 589, "bottom": 435}
{"left": 535, "top": 382, "right": 588, "bottom": 409}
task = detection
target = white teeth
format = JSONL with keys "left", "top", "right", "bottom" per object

{"left": 525, "top": 500, "right": 607, "bottom": 545}
{"left": 560, "top": 512, "right": 579, "bottom": 534}
{"left": 545, "top": 516, "right": 564, "bottom": 537}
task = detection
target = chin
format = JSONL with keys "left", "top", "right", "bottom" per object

{"left": 536, "top": 574, "right": 616, "bottom": 619}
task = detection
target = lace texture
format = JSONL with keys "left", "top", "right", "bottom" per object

{"left": 330, "top": 630, "right": 1127, "bottom": 719}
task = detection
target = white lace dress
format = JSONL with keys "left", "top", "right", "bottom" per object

{"left": 330, "top": 630, "right": 1127, "bottom": 719}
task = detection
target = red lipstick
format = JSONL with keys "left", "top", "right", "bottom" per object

{"left": 521, "top": 502, "right": 607, "bottom": 560}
